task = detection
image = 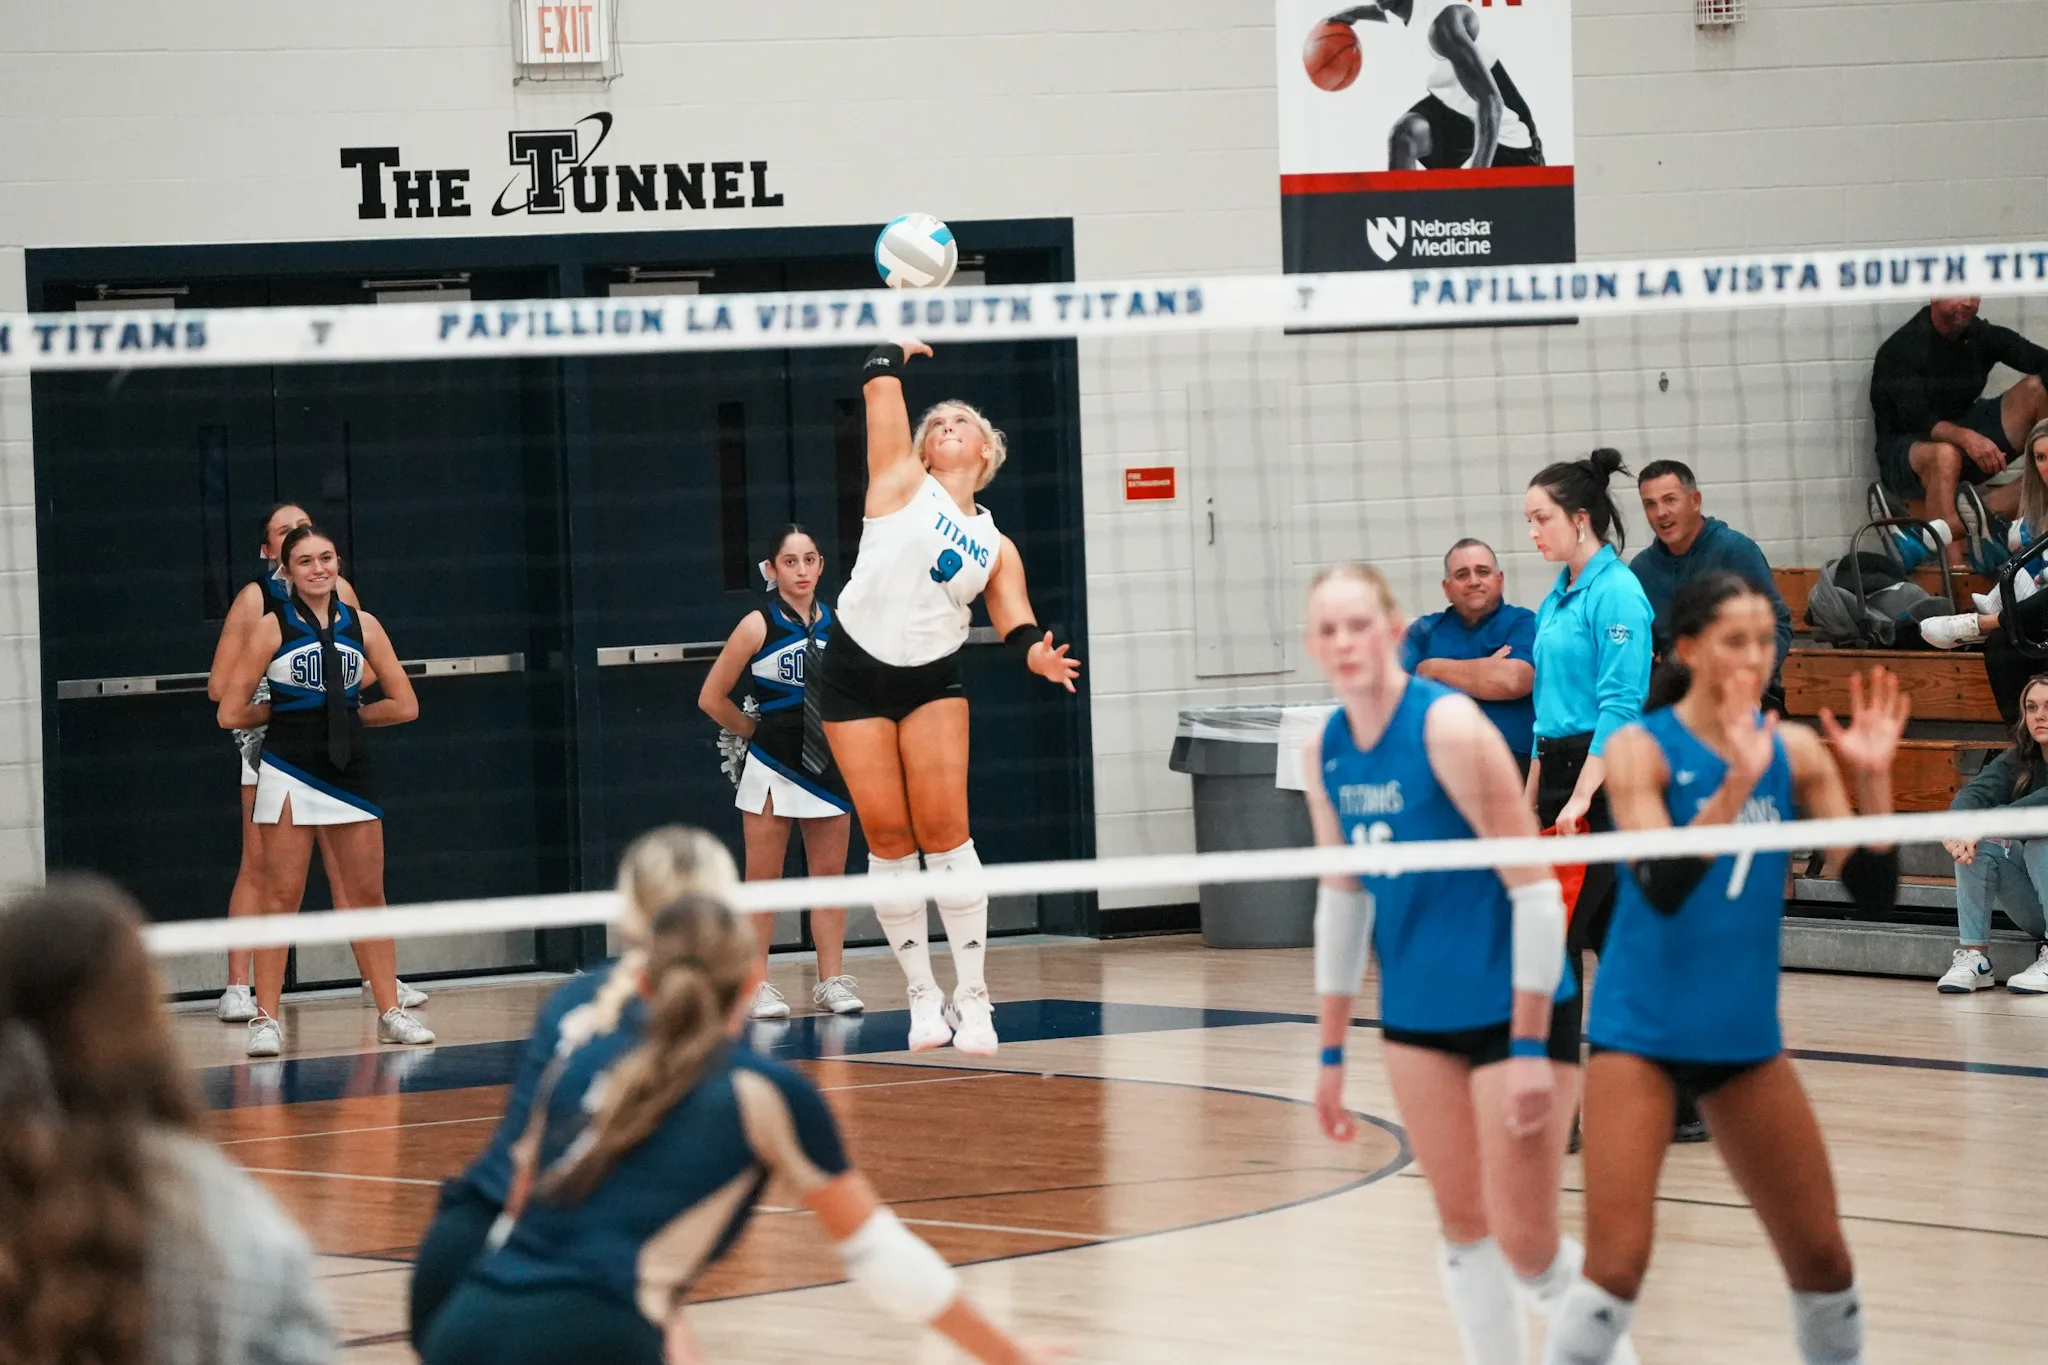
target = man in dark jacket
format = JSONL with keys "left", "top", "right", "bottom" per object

{"left": 1870, "top": 297, "right": 2048, "bottom": 565}
{"left": 1631, "top": 460, "right": 1794, "bottom": 696}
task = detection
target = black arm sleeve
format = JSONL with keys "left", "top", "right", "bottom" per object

{"left": 1840, "top": 847, "right": 1900, "bottom": 916}
{"left": 1632, "top": 856, "right": 1713, "bottom": 916}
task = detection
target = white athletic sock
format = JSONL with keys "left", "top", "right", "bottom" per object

{"left": 1791, "top": 1284, "right": 1864, "bottom": 1365}
{"left": 1540, "top": 1277, "right": 1635, "bottom": 1365}
{"left": 1517, "top": 1235, "right": 1584, "bottom": 1319}
{"left": 924, "top": 840, "right": 989, "bottom": 996}
{"left": 868, "top": 853, "right": 934, "bottom": 994}
{"left": 1437, "top": 1237, "right": 1526, "bottom": 1365}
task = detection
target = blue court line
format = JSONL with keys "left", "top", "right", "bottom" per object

{"left": 195, "top": 997, "right": 2048, "bottom": 1110}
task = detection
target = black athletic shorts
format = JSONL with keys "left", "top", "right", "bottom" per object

{"left": 1383, "top": 1003, "right": 1581, "bottom": 1068}
{"left": 1588, "top": 1045, "right": 1773, "bottom": 1104}
{"left": 811, "top": 625, "right": 965, "bottom": 724}
{"left": 1876, "top": 394, "right": 2017, "bottom": 498}
{"left": 1404, "top": 93, "right": 1545, "bottom": 171}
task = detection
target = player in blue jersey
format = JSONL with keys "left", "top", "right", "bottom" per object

{"left": 407, "top": 824, "right": 739, "bottom": 1349}
{"left": 1301, "top": 563, "right": 1629, "bottom": 1365}
{"left": 699, "top": 524, "right": 862, "bottom": 1021}
{"left": 1542, "top": 572, "right": 1907, "bottom": 1365}
{"left": 216, "top": 525, "right": 424, "bottom": 1058}
{"left": 420, "top": 891, "right": 1063, "bottom": 1365}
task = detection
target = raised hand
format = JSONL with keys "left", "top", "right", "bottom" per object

{"left": 1029, "top": 634, "right": 1083, "bottom": 693}
{"left": 1721, "top": 668, "right": 1778, "bottom": 786}
{"left": 896, "top": 338, "right": 934, "bottom": 361}
{"left": 1819, "top": 667, "right": 1910, "bottom": 779}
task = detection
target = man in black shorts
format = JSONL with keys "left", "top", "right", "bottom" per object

{"left": 1326, "top": 1, "right": 1544, "bottom": 171}
{"left": 1871, "top": 296, "right": 2048, "bottom": 567}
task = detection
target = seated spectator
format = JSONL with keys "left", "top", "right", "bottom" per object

{"left": 0, "top": 874, "right": 333, "bottom": 1365}
{"left": 1399, "top": 538, "right": 1536, "bottom": 770}
{"left": 1629, "top": 460, "right": 1793, "bottom": 702}
{"left": 1919, "top": 419, "right": 2048, "bottom": 651}
{"left": 1870, "top": 296, "right": 2048, "bottom": 570}
{"left": 1937, "top": 673, "right": 2048, "bottom": 995}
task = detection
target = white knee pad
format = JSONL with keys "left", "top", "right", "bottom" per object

{"left": 868, "top": 852, "right": 925, "bottom": 929}
{"left": 922, "top": 840, "right": 984, "bottom": 912}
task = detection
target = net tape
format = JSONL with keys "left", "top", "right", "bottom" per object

{"left": 145, "top": 803, "right": 2048, "bottom": 958}
{"left": 16, "top": 240, "right": 2048, "bottom": 372}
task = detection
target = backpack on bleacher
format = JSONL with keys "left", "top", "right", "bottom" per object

{"left": 1806, "top": 518, "right": 1954, "bottom": 648}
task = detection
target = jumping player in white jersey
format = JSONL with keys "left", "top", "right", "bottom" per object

{"left": 204, "top": 503, "right": 428, "bottom": 1025}
{"left": 1325, "top": 0, "right": 1544, "bottom": 171}
{"left": 1302, "top": 563, "right": 1637, "bottom": 1365}
{"left": 811, "top": 340, "right": 1081, "bottom": 1056}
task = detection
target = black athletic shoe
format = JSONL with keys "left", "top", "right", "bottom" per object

{"left": 1672, "top": 1118, "right": 1710, "bottom": 1144}
{"left": 1568, "top": 1115, "right": 1583, "bottom": 1154}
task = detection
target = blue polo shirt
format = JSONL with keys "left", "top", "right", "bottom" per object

{"left": 1532, "top": 545, "right": 1655, "bottom": 756}
{"left": 1400, "top": 601, "right": 1538, "bottom": 756}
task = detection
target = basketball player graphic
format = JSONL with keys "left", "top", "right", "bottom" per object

{"left": 1308, "top": 2, "right": 1545, "bottom": 172}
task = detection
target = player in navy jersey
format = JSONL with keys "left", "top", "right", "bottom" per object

{"left": 409, "top": 825, "right": 738, "bottom": 1349}
{"left": 1542, "top": 572, "right": 1907, "bottom": 1365}
{"left": 420, "top": 890, "right": 1063, "bottom": 1365}
{"left": 202, "top": 502, "right": 425, "bottom": 1025}
{"left": 699, "top": 524, "right": 862, "bottom": 1021}
{"left": 1300, "top": 564, "right": 1629, "bottom": 1365}
{"left": 216, "top": 525, "right": 425, "bottom": 1058}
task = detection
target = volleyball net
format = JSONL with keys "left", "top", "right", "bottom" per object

{"left": 21, "top": 238, "right": 2048, "bottom": 965}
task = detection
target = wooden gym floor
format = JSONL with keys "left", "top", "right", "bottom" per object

{"left": 173, "top": 936, "right": 2048, "bottom": 1363}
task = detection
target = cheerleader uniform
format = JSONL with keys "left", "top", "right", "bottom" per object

{"left": 813, "top": 473, "right": 996, "bottom": 722}
{"left": 1587, "top": 706, "right": 1796, "bottom": 1100}
{"left": 253, "top": 596, "right": 379, "bottom": 825}
{"left": 735, "top": 597, "right": 851, "bottom": 819}
{"left": 1318, "top": 676, "right": 1579, "bottom": 1065}
{"left": 234, "top": 564, "right": 291, "bottom": 787}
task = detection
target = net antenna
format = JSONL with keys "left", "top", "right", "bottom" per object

{"left": 511, "top": 0, "right": 621, "bottom": 85}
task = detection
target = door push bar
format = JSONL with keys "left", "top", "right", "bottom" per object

{"left": 56, "top": 653, "right": 526, "bottom": 700}
{"left": 594, "top": 628, "right": 1003, "bottom": 669}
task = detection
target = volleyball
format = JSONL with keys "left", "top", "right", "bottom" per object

{"left": 875, "top": 212, "right": 959, "bottom": 289}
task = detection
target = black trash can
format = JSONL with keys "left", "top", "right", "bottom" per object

{"left": 1168, "top": 705, "right": 1332, "bottom": 949}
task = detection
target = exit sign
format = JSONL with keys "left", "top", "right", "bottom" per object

{"left": 1124, "top": 466, "right": 1177, "bottom": 501}
{"left": 516, "top": 0, "right": 613, "bottom": 73}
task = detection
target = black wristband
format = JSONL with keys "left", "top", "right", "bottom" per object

{"left": 862, "top": 343, "right": 908, "bottom": 381}
{"left": 1840, "top": 847, "right": 1899, "bottom": 916}
{"left": 1632, "top": 855, "right": 1713, "bottom": 916}
{"left": 1004, "top": 623, "right": 1043, "bottom": 664}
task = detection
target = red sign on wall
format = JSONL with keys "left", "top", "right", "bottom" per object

{"left": 1124, "top": 466, "right": 1176, "bottom": 501}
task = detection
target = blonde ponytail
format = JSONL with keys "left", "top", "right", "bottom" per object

{"left": 558, "top": 827, "right": 738, "bottom": 1054}
{"left": 541, "top": 893, "right": 754, "bottom": 1203}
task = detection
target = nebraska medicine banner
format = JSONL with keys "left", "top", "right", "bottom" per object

{"left": 1277, "top": 0, "right": 1576, "bottom": 276}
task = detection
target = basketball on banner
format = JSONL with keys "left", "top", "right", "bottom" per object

{"left": 1274, "top": 0, "right": 1577, "bottom": 285}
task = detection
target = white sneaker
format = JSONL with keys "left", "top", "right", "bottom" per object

{"left": 812, "top": 975, "right": 865, "bottom": 1015}
{"left": 1919, "top": 613, "right": 1985, "bottom": 650}
{"left": 246, "top": 1014, "right": 283, "bottom": 1058}
{"left": 949, "top": 985, "right": 998, "bottom": 1056}
{"left": 377, "top": 1007, "right": 436, "bottom": 1046}
{"left": 2007, "top": 944, "right": 2048, "bottom": 994}
{"left": 750, "top": 981, "right": 791, "bottom": 1019}
{"left": 362, "top": 979, "right": 428, "bottom": 1009}
{"left": 217, "top": 984, "right": 258, "bottom": 1023}
{"left": 906, "top": 983, "right": 953, "bottom": 1052}
{"left": 1972, "top": 571, "right": 2038, "bottom": 616}
{"left": 1937, "top": 947, "right": 1996, "bottom": 993}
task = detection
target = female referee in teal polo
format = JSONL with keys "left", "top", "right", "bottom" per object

{"left": 1522, "top": 450, "right": 1653, "bottom": 964}
{"left": 1524, "top": 449, "right": 1710, "bottom": 1144}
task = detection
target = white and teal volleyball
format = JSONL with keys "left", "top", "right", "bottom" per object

{"left": 875, "top": 213, "right": 958, "bottom": 289}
